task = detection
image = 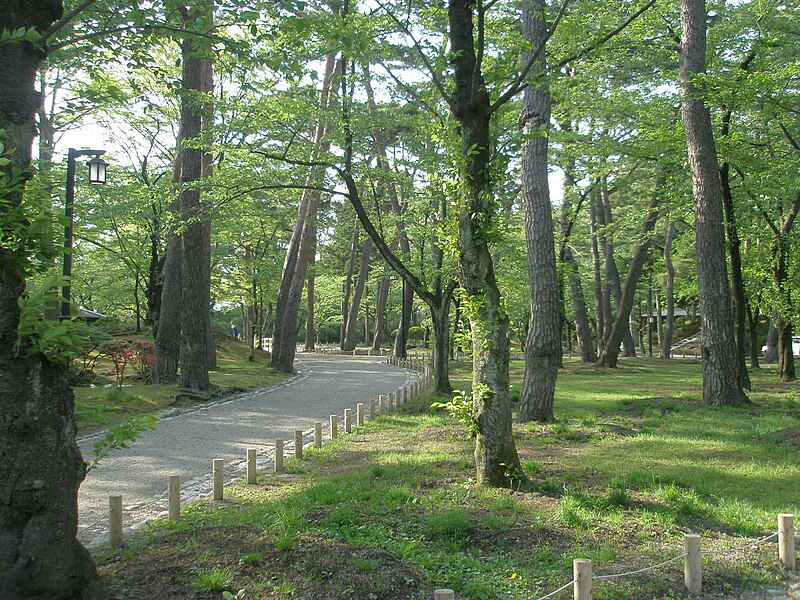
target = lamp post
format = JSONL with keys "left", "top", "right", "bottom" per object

{"left": 61, "top": 148, "right": 108, "bottom": 319}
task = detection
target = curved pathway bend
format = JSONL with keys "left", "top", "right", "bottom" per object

{"left": 77, "top": 355, "right": 417, "bottom": 546}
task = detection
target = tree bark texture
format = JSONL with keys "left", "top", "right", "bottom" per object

{"left": 0, "top": 2, "right": 108, "bottom": 597}
{"left": 720, "top": 162, "right": 751, "bottom": 388}
{"left": 560, "top": 174, "right": 596, "bottom": 363}
{"left": 343, "top": 237, "right": 374, "bottom": 351}
{"left": 271, "top": 53, "right": 339, "bottom": 372}
{"left": 517, "top": 0, "right": 560, "bottom": 423}
{"left": 679, "top": 0, "right": 749, "bottom": 405}
{"left": 596, "top": 176, "right": 663, "bottom": 367}
{"left": 200, "top": 33, "right": 217, "bottom": 371}
{"left": 371, "top": 273, "right": 390, "bottom": 351}
{"left": 661, "top": 222, "right": 676, "bottom": 359}
{"left": 178, "top": 19, "right": 211, "bottom": 392}
{"left": 449, "top": 0, "right": 521, "bottom": 486}
{"left": 600, "top": 180, "right": 636, "bottom": 356}
{"left": 304, "top": 229, "right": 317, "bottom": 351}
{"left": 588, "top": 191, "right": 605, "bottom": 354}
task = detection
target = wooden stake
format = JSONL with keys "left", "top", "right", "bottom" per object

{"left": 573, "top": 558, "right": 592, "bottom": 600}
{"left": 246, "top": 449, "right": 257, "bottom": 484}
{"left": 433, "top": 590, "right": 455, "bottom": 600}
{"left": 213, "top": 459, "right": 224, "bottom": 500}
{"left": 369, "top": 397, "right": 376, "bottom": 420}
{"left": 295, "top": 430, "right": 303, "bottom": 460}
{"left": 356, "top": 402, "right": 364, "bottom": 425}
{"left": 684, "top": 534, "right": 701, "bottom": 595}
{"left": 379, "top": 394, "right": 386, "bottom": 415}
{"left": 330, "top": 414, "right": 339, "bottom": 439}
{"left": 168, "top": 475, "right": 180, "bottom": 521}
{"left": 274, "top": 440, "right": 284, "bottom": 473}
{"left": 314, "top": 422, "right": 322, "bottom": 448}
{"left": 344, "top": 408, "right": 352, "bottom": 433}
{"left": 109, "top": 495, "right": 123, "bottom": 547}
{"left": 779, "top": 514, "right": 796, "bottom": 570}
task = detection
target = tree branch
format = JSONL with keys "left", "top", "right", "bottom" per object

{"left": 490, "top": 0, "right": 571, "bottom": 113}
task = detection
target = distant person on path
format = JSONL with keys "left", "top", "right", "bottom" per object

{"left": 231, "top": 323, "right": 239, "bottom": 339}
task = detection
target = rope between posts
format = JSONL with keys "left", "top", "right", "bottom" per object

{"left": 532, "top": 529, "right": 781, "bottom": 598}
{"left": 79, "top": 508, "right": 111, "bottom": 532}
{"left": 593, "top": 553, "right": 687, "bottom": 580}
{"left": 534, "top": 578, "right": 574, "bottom": 600}
{"left": 703, "top": 531, "right": 778, "bottom": 556}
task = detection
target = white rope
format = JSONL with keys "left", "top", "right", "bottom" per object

{"left": 703, "top": 532, "right": 778, "bottom": 556}
{"left": 534, "top": 578, "right": 574, "bottom": 600}
{"left": 78, "top": 508, "right": 111, "bottom": 531}
{"left": 593, "top": 553, "right": 687, "bottom": 580}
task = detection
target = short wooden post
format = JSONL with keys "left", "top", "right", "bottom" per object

{"left": 779, "top": 514, "right": 796, "bottom": 570}
{"left": 353, "top": 349, "right": 357, "bottom": 356}
{"left": 573, "top": 558, "right": 591, "bottom": 600}
{"left": 168, "top": 475, "right": 180, "bottom": 521}
{"left": 295, "top": 430, "right": 304, "bottom": 460}
{"left": 246, "top": 449, "right": 257, "bottom": 484}
{"left": 274, "top": 440, "right": 284, "bottom": 473}
{"left": 330, "top": 415, "right": 339, "bottom": 439}
{"left": 344, "top": 408, "right": 352, "bottom": 433}
{"left": 314, "top": 422, "right": 322, "bottom": 448}
{"left": 212, "top": 459, "right": 224, "bottom": 500}
{"left": 389, "top": 391, "right": 395, "bottom": 411}
{"left": 433, "top": 590, "right": 455, "bottom": 600}
{"left": 109, "top": 495, "right": 123, "bottom": 547}
{"left": 379, "top": 394, "right": 386, "bottom": 415}
{"left": 369, "top": 397, "right": 376, "bottom": 420}
{"left": 356, "top": 402, "right": 364, "bottom": 425}
{"left": 684, "top": 534, "right": 702, "bottom": 595}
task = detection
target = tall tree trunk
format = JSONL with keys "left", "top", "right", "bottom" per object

{"left": 517, "top": 0, "right": 560, "bottom": 423}
{"left": 0, "top": 2, "right": 108, "bottom": 597}
{"left": 746, "top": 303, "right": 760, "bottom": 369}
{"left": 304, "top": 228, "right": 317, "bottom": 351}
{"left": 371, "top": 274, "right": 390, "bottom": 351}
{"left": 661, "top": 222, "right": 676, "bottom": 359}
{"left": 600, "top": 179, "right": 636, "bottom": 356}
{"left": 559, "top": 170, "right": 597, "bottom": 363}
{"left": 393, "top": 277, "right": 413, "bottom": 358}
{"left": 146, "top": 203, "right": 164, "bottom": 334}
{"left": 449, "top": 0, "right": 521, "bottom": 486}
{"left": 588, "top": 192, "right": 604, "bottom": 355}
{"left": 720, "top": 162, "right": 751, "bottom": 388}
{"left": 764, "top": 318, "right": 778, "bottom": 363}
{"left": 343, "top": 238, "right": 374, "bottom": 351}
{"left": 679, "top": 0, "right": 749, "bottom": 405}
{"left": 152, "top": 147, "right": 185, "bottom": 383}
{"left": 200, "top": 30, "right": 216, "bottom": 371}
{"left": 271, "top": 54, "right": 340, "bottom": 372}
{"left": 341, "top": 222, "right": 359, "bottom": 348}
{"left": 596, "top": 177, "right": 663, "bottom": 367}
{"left": 178, "top": 11, "right": 211, "bottom": 392}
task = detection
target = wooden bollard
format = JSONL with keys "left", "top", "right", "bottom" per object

{"left": 330, "top": 415, "right": 339, "bottom": 439}
{"left": 314, "top": 422, "right": 322, "bottom": 448}
{"left": 295, "top": 430, "right": 304, "bottom": 460}
{"left": 684, "top": 534, "right": 702, "bottom": 594}
{"left": 353, "top": 349, "right": 357, "bottom": 356}
{"left": 779, "top": 514, "right": 796, "bottom": 570}
{"left": 274, "top": 440, "right": 284, "bottom": 473}
{"left": 357, "top": 402, "right": 364, "bottom": 425}
{"left": 212, "top": 459, "right": 224, "bottom": 500}
{"left": 573, "top": 558, "right": 592, "bottom": 600}
{"left": 433, "top": 590, "right": 455, "bottom": 600}
{"left": 379, "top": 394, "right": 386, "bottom": 415}
{"left": 344, "top": 409, "right": 352, "bottom": 433}
{"left": 369, "top": 398, "right": 376, "bottom": 420}
{"left": 389, "top": 391, "right": 395, "bottom": 411}
{"left": 168, "top": 475, "right": 180, "bottom": 521}
{"left": 109, "top": 495, "right": 123, "bottom": 547}
{"left": 247, "top": 449, "right": 257, "bottom": 484}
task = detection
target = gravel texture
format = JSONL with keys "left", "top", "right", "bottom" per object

{"left": 77, "top": 355, "right": 418, "bottom": 546}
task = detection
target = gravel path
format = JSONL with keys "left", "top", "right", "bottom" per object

{"left": 77, "top": 355, "right": 418, "bottom": 546}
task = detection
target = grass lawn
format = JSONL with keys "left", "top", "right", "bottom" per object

{"left": 73, "top": 335, "right": 289, "bottom": 435}
{"left": 95, "top": 358, "right": 800, "bottom": 599}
